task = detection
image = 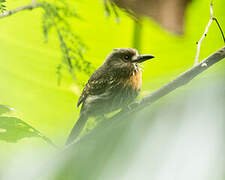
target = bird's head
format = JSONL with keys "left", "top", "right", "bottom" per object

{"left": 104, "top": 48, "right": 154, "bottom": 70}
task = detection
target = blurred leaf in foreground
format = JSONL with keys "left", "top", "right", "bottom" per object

{"left": 0, "top": 104, "right": 11, "bottom": 115}
{"left": 0, "top": 108, "right": 57, "bottom": 147}
{"left": 0, "top": 116, "right": 41, "bottom": 143}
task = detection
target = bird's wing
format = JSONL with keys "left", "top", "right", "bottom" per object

{"left": 77, "top": 67, "right": 110, "bottom": 107}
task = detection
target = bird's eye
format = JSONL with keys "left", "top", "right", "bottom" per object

{"left": 124, "top": 55, "right": 130, "bottom": 61}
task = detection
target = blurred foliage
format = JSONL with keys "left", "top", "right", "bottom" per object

{"left": 104, "top": 0, "right": 120, "bottom": 22}
{"left": 0, "top": 116, "right": 40, "bottom": 142}
{"left": 104, "top": 0, "right": 138, "bottom": 22}
{"left": 3, "top": 76, "right": 225, "bottom": 180}
{"left": 0, "top": 0, "right": 225, "bottom": 177}
{"left": 0, "top": 105, "right": 11, "bottom": 115}
{"left": 0, "top": 0, "right": 6, "bottom": 13}
{"left": 45, "top": 77, "right": 225, "bottom": 180}
{"left": 0, "top": 105, "right": 55, "bottom": 147}
{"left": 39, "top": 0, "right": 93, "bottom": 84}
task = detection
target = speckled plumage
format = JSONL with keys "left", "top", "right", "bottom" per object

{"left": 66, "top": 48, "right": 154, "bottom": 144}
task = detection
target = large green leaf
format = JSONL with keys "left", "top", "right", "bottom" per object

{"left": 0, "top": 116, "right": 41, "bottom": 142}
{"left": 0, "top": 105, "right": 42, "bottom": 143}
{"left": 0, "top": 116, "right": 57, "bottom": 148}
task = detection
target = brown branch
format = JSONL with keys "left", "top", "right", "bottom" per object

{"left": 0, "top": 3, "right": 41, "bottom": 19}
{"left": 66, "top": 46, "right": 225, "bottom": 147}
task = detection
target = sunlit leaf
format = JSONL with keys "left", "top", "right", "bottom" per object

{"left": 0, "top": 116, "right": 41, "bottom": 142}
{"left": 0, "top": 116, "right": 58, "bottom": 147}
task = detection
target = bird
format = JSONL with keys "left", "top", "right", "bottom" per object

{"left": 66, "top": 48, "right": 154, "bottom": 145}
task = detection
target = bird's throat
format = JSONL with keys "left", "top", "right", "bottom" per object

{"left": 123, "top": 69, "right": 142, "bottom": 90}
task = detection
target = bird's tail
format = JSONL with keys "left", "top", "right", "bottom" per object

{"left": 65, "top": 113, "right": 88, "bottom": 145}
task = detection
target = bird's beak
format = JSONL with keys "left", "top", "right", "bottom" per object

{"left": 132, "top": 55, "right": 155, "bottom": 63}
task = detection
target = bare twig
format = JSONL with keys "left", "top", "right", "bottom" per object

{"left": 67, "top": 46, "right": 225, "bottom": 146}
{"left": 0, "top": 3, "right": 40, "bottom": 19}
{"left": 213, "top": 17, "right": 225, "bottom": 43}
{"left": 194, "top": 1, "right": 214, "bottom": 66}
{"left": 194, "top": 1, "right": 225, "bottom": 66}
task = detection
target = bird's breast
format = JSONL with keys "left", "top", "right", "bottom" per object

{"left": 122, "top": 70, "right": 142, "bottom": 90}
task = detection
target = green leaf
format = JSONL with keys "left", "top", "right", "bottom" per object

{"left": 0, "top": 105, "right": 57, "bottom": 147}
{"left": 0, "top": 116, "right": 58, "bottom": 148}
{"left": 0, "top": 105, "right": 11, "bottom": 115}
{"left": 0, "top": 116, "right": 41, "bottom": 142}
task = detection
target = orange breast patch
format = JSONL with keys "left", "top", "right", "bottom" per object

{"left": 124, "top": 70, "right": 142, "bottom": 90}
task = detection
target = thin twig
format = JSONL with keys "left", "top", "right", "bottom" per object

{"left": 67, "top": 46, "right": 225, "bottom": 147}
{"left": 213, "top": 17, "right": 225, "bottom": 43}
{"left": 194, "top": 1, "right": 214, "bottom": 66}
{"left": 0, "top": 3, "right": 40, "bottom": 19}
{"left": 194, "top": 1, "right": 225, "bottom": 66}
